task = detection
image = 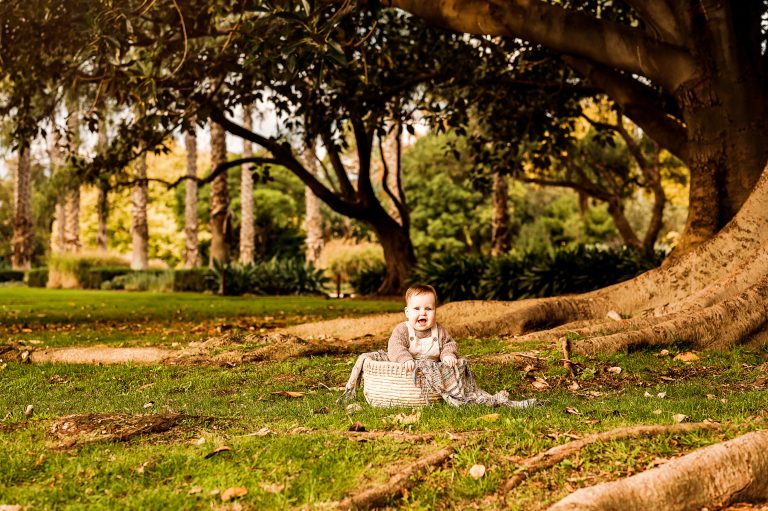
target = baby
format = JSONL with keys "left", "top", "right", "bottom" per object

{"left": 388, "top": 284, "right": 458, "bottom": 372}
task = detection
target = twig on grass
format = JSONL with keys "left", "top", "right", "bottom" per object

{"left": 500, "top": 422, "right": 724, "bottom": 493}
{"left": 336, "top": 446, "right": 454, "bottom": 510}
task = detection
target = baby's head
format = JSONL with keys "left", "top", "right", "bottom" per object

{"left": 404, "top": 284, "right": 438, "bottom": 332}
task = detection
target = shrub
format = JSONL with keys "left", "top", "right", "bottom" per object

{"left": 212, "top": 258, "right": 328, "bottom": 296}
{"left": 349, "top": 262, "right": 387, "bottom": 295}
{"left": 82, "top": 268, "right": 132, "bottom": 290}
{"left": 24, "top": 268, "right": 49, "bottom": 288}
{"left": 173, "top": 268, "right": 216, "bottom": 293}
{"left": 319, "top": 240, "right": 385, "bottom": 281}
{"left": 410, "top": 254, "right": 489, "bottom": 302}
{"left": 0, "top": 270, "right": 25, "bottom": 283}
{"left": 109, "top": 270, "right": 173, "bottom": 292}
{"left": 47, "top": 252, "right": 130, "bottom": 288}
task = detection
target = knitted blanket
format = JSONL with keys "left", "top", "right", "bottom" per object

{"left": 339, "top": 351, "right": 538, "bottom": 408}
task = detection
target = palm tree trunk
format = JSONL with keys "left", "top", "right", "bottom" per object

{"left": 239, "top": 106, "right": 255, "bottom": 264}
{"left": 63, "top": 97, "right": 81, "bottom": 253}
{"left": 96, "top": 108, "right": 109, "bottom": 252}
{"left": 12, "top": 144, "right": 33, "bottom": 270}
{"left": 183, "top": 124, "right": 199, "bottom": 268}
{"left": 209, "top": 120, "right": 229, "bottom": 267}
{"left": 131, "top": 153, "right": 149, "bottom": 270}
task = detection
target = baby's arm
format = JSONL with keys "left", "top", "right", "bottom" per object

{"left": 439, "top": 327, "right": 459, "bottom": 367}
{"left": 387, "top": 323, "right": 414, "bottom": 370}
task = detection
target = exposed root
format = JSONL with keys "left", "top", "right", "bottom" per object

{"left": 511, "top": 319, "right": 606, "bottom": 343}
{"left": 49, "top": 412, "right": 201, "bottom": 449}
{"left": 500, "top": 422, "right": 724, "bottom": 493}
{"left": 336, "top": 446, "right": 454, "bottom": 510}
{"left": 547, "top": 429, "right": 768, "bottom": 511}
{"left": 574, "top": 275, "right": 768, "bottom": 354}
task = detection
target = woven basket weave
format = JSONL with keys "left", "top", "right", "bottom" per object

{"left": 362, "top": 359, "right": 441, "bottom": 407}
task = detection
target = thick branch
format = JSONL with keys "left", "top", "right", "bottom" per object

{"left": 622, "top": 0, "right": 683, "bottom": 44}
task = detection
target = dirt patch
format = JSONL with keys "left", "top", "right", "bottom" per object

{"left": 48, "top": 412, "right": 198, "bottom": 449}
{"left": 32, "top": 347, "right": 176, "bottom": 364}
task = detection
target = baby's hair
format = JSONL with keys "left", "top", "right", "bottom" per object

{"left": 404, "top": 284, "right": 438, "bottom": 306}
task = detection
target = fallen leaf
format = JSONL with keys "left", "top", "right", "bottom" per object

{"left": 390, "top": 410, "right": 421, "bottom": 425}
{"left": 659, "top": 376, "right": 676, "bottom": 381}
{"left": 143, "top": 401, "right": 154, "bottom": 409}
{"left": 672, "top": 414, "right": 688, "bottom": 423}
{"left": 531, "top": 377, "right": 550, "bottom": 390}
{"left": 469, "top": 464, "right": 486, "bottom": 479}
{"left": 607, "top": 366, "right": 622, "bottom": 374}
{"left": 644, "top": 391, "right": 653, "bottom": 398}
{"left": 258, "top": 482, "right": 285, "bottom": 494}
{"left": 221, "top": 486, "right": 248, "bottom": 502}
{"left": 34, "top": 454, "right": 45, "bottom": 467}
{"left": 658, "top": 349, "right": 670, "bottom": 356}
{"left": 0, "top": 506, "right": 24, "bottom": 511}
{"left": 195, "top": 437, "right": 206, "bottom": 446}
{"left": 204, "top": 446, "right": 232, "bottom": 459}
{"left": 564, "top": 407, "right": 582, "bottom": 415}
{"left": 271, "top": 391, "right": 305, "bottom": 398}
{"left": 523, "top": 364, "right": 536, "bottom": 374}
{"left": 246, "top": 427, "right": 271, "bottom": 437}
{"left": 705, "top": 394, "right": 716, "bottom": 399}
{"left": 606, "top": 310, "right": 622, "bottom": 321}
{"left": 674, "top": 352, "right": 700, "bottom": 362}
{"left": 585, "top": 390, "right": 603, "bottom": 397}
{"left": 652, "top": 409, "right": 663, "bottom": 415}
{"left": 24, "top": 404, "right": 33, "bottom": 418}
{"left": 349, "top": 422, "right": 366, "bottom": 432}
{"left": 657, "top": 392, "right": 667, "bottom": 399}
{"left": 480, "top": 413, "right": 500, "bottom": 422}
{"left": 188, "top": 486, "right": 203, "bottom": 495}
{"left": 567, "top": 380, "right": 580, "bottom": 391}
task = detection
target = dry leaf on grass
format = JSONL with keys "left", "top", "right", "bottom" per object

{"left": 469, "top": 464, "right": 486, "bottom": 479}
{"left": 258, "top": 482, "right": 285, "bottom": 494}
{"left": 674, "top": 351, "right": 700, "bottom": 362}
{"left": 271, "top": 391, "right": 305, "bottom": 398}
{"left": 607, "top": 366, "right": 622, "bottom": 374}
{"left": 564, "top": 407, "right": 582, "bottom": 415}
{"left": 221, "top": 486, "right": 248, "bottom": 502}
{"left": 531, "top": 377, "right": 550, "bottom": 390}
{"left": 188, "top": 486, "right": 203, "bottom": 495}
{"left": 672, "top": 414, "right": 689, "bottom": 423}
{"left": 388, "top": 410, "right": 421, "bottom": 425}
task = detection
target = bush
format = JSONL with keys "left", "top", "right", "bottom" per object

{"left": 24, "top": 268, "right": 49, "bottom": 288}
{"left": 82, "top": 268, "right": 132, "bottom": 290}
{"left": 212, "top": 258, "right": 329, "bottom": 296}
{"left": 413, "top": 245, "right": 664, "bottom": 303}
{"left": 109, "top": 270, "right": 173, "bottom": 292}
{"left": 173, "top": 268, "right": 216, "bottom": 292}
{"left": 349, "top": 262, "right": 387, "bottom": 295}
{"left": 320, "top": 240, "right": 385, "bottom": 281}
{"left": 47, "top": 252, "right": 130, "bottom": 288}
{"left": 0, "top": 270, "right": 25, "bottom": 283}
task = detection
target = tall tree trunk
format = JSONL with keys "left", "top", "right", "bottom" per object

{"left": 131, "top": 153, "right": 149, "bottom": 270}
{"left": 239, "top": 106, "right": 255, "bottom": 265}
{"left": 96, "top": 107, "right": 109, "bottom": 252}
{"left": 63, "top": 96, "right": 81, "bottom": 253}
{"left": 183, "top": 124, "right": 200, "bottom": 268}
{"left": 367, "top": 211, "right": 415, "bottom": 295}
{"left": 49, "top": 115, "right": 66, "bottom": 254}
{"left": 303, "top": 144, "right": 324, "bottom": 265}
{"left": 606, "top": 198, "right": 642, "bottom": 249}
{"left": 491, "top": 172, "right": 511, "bottom": 256}
{"left": 209, "top": 121, "right": 229, "bottom": 267}
{"left": 380, "top": 126, "right": 403, "bottom": 225}
{"left": 11, "top": 144, "right": 33, "bottom": 271}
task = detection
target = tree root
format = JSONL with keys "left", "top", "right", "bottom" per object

{"left": 574, "top": 275, "right": 768, "bottom": 354}
{"left": 500, "top": 422, "right": 724, "bottom": 493}
{"left": 547, "top": 429, "right": 768, "bottom": 511}
{"left": 336, "top": 446, "right": 454, "bottom": 510}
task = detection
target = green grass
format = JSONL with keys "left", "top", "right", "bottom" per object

{"left": 1, "top": 289, "right": 767, "bottom": 509}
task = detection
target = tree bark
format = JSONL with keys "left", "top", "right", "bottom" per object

{"left": 11, "top": 143, "right": 33, "bottom": 271}
{"left": 96, "top": 108, "right": 109, "bottom": 252}
{"left": 547, "top": 430, "right": 768, "bottom": 511}
{"left": 491, "top": 172, "right": 511, "bottom": 256}
{"left": 131, "top": 153, "right": 149, "bottom": 270}
{"left": 63, "top": 96, "right": 81, "bottom": 253}
{"left": 370, "top": 212, "right": 416, "bottom": 295}
{"left": 183, "top": 123, "right": 200, "bottom": 268}
{"left": 48, "top": 116, "right": 66, "bottom": 254}
{"left": 303, "top": 143, "right": 324, "bottom": 265}
{"left": 209, "top": 120, "right": 229, "bottom": 267}
{"left": 239, "top": 105, "right": 255, "bottom": 265}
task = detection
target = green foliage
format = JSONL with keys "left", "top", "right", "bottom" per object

{"left": 83, "top": 268, "right": 132, "bottom": 290}
{"left": 47, "top": 252, "right": 130, "bottom": 288}
{"left": 172, "top": 268, "right": 216, "bottom": 293}
{"left": 348, "top": 262, "right": 387, "bottom": 295}
{"left": 322, "top": 241, "right": 385, "bottom": 281}
{"left": 23, "top": 268, "right": 48, "bottom": 288}
{"left": 413, "top": 245, "right": 665, "bottom": 302}
{"left": 0, "top": 270, "right": 24, "bottom": 283}
{"left": 212, "top": 259, "right": 328, "bottom": 296}
{"left": 107, "top": 271, "right": 174, "bottom": 292}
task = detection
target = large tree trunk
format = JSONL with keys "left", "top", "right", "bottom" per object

{"left": 491, "top": 172, "right": 511, "bottom": 256}
{"left": 303, "top": 144, "right": 324, "bottom": 265}
{"left": 183, "top": 124, "right": 199, "bottom": 268}
{"left": 131, "top": 153, "right": 149, "bottom": 270}
{"left": 209, "top": 120, "right": 229, "bottom": 267}
{"left": 96, "top": 109, "right": 109, "bottom": 252}
{"left": 63, "top": 97, "right": 81, "bottom": 253}
{"left": 239, "top": 106, "right": 255, "bottom": 265}
{"left": 368, "top": 212, "right": 416, "bottom": 295}
{"left": 49, "top": 116, "right": 66, "bottom": 254}
{"left": 11, "top": 144, "right": 33, "bottom": 271}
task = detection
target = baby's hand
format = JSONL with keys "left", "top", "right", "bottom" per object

{"left": 403, "top": 360, "right": 415, "bottom": 372}
{"left": 442, "top": 355, "right": 457, "bottom": 368}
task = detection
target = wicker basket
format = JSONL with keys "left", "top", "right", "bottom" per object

{"left": 362, "top": 359, "right": 441, "bottom": 407}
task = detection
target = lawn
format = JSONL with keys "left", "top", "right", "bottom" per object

{"left": 1, "top": 287, "right": 767, "bottom": 510}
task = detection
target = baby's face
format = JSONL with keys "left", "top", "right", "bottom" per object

{"left": 405, "top": 292, "right": 437, "bottom": 332}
